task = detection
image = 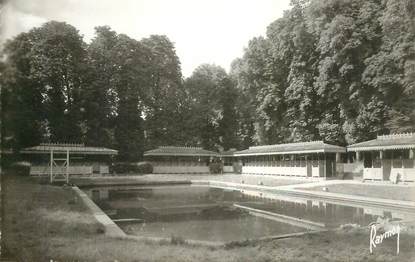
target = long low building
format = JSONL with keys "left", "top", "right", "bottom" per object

{"left": 347, "top": 133, "right": 415, "bottom": 182}
{"left": 143, "top": 146, "right": 219, "bottom": 174}
{"left": 234, "top": 141, "right": 346, "bottom": 178}
{"left": 21, "top": 143, "right": 118, "bottom": 182}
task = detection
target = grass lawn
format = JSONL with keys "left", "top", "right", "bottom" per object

{"left": 3, "top": 174, "right": 415, "bottom": 261}
{"left": 299, "top": 183, "right": 415, "bottom": 202}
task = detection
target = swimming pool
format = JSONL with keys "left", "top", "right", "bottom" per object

{"left": 83, "top": 185, "right": 412, "bottom": 242}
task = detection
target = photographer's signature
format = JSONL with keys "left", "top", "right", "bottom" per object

{"left": 369, "top": 221, "right": 400, "bottom": 255}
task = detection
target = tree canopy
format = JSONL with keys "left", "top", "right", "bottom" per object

{"left": 2, "top": 0, "right": 414, "bottom": 160}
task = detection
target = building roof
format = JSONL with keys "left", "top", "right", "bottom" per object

{"left": 21, "top": 143, "right": 118, "bottom": 155}
{"left": 234, "top": 141, "right": 345, "bottom": 156}
{"left": 144, "top": 146, "right": 219, "bottom": 157}
{"left": 347, "top": 133, "right": 415, "bottom": 151}
{"left": 220, "top": 148, "right": 238, "bottom": 157}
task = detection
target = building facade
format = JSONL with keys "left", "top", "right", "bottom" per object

{"left": 347, "top": 133, "right": 415, "bottom": 182}
{"left": 220, "top": 149, "right": 241, "bottom": 173}
{"left": 143, "top": 146, "right": 219, "bottom": 174}
{"left": 235, "top": 141, "right": 346, "bottom": 178}
{"left": 21, "top": 143, "right": 118, "bottom": 182}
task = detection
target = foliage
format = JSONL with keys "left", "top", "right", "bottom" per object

{"left": 209, "top": 161, "right": 223, "bottom": 174}
{"left": 83, "top": 26, "right": 118, "bottom": 148}
{"left": 29, "top": 21, "right": 87, "bottom": 142}
{"left": 9, "top": 161, "right": 31, "bottom": 176}
{"left": 2, "top": 23, "right": 183, "bottom": 160}
{"left": 2, "top": 0, "right": 415, "bottom": 160}
{"left": 111, "top": 161, "right": 153, "bottom": 174}
{"left": 231, "top": 0, "right": 415, "bottom": 145}
{"left": 141, "top": 35, "right": 186, "bottom": 149}
{"left": 136, "top": 161, "right": 153, "bottom": 174}
{"left": 183, "top": 64, "right": 240, "bottom": 150}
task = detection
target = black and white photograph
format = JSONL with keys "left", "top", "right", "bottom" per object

{"left": 1, "top": 0, "right": 415, "bottom": 261}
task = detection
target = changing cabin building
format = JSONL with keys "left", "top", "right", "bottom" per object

{"left": 220, "top": 149, "right": 240, "bottom": 173}
{"left": 347, "top": 133, "right": 415, "bottom": 182}
{"left": 143, "top": 146, "right": 219, "bottom": 174}
{"left": 234, "top": 141, "right": 346, "bottom": 178}
{"left": 21, "top": 143, "right": 118, "bottom": 182}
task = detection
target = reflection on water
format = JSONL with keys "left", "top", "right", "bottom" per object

{"left": 84, "top": 185, "right": 412, "bottom": 242}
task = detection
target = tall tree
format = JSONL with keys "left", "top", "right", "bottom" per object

{"left": 140, "top": 35, "right": 185, "bottom": 148}
{"left": 184, "top": 64, "right": 239, "bottom": 150}
{"left": 112, "top": 34, "right": 149, "bottom": 161}
{"left": 84, "top": 26, "right": 118, "bottom": 147}
{"left": 380, "top": 0, "right": 415, "bottom": 132}
{"left": 29, "top": 21, "right": 87, "bottom": 142}
{"left": 217, "top": 77, "right": 239, "bottom": 150}
{"left": 280, "top": 0, "right": 321, "bottom": 142}
{"left": 229, "top": 58, "right": 256, "bottom": 149}
{"left": 1, "top": 33, "right": 44, "bottom": 151}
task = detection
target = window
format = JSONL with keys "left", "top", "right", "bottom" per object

{"left": 393, "top": 150, "right": 404, "bottom": 168}
{"left": 384, "top": 150, "right": 393, "bottom": 159}
{"left": 294, "top": 155, "right": 300, "bottom": 167}
{"left": 284, "top": 155, "right": 291, "bottom": 166}
{"left": 403, "top": 159, "right": 414, "bottom": 168}
{"left": 300, "top": 155, "right": 306, "bottom": 167}
{"left": 340, "top": 153, "right": 349, "bottom": 163}
{"left": 402, "top": 150, "right": 410, "bottom": 159}
{"left": 393, "top": 159, "right": 403, "bottom": 168}
{"left": 393, "top": 150, "right": 405, "bottom": 159}
{"left": 312, "top": 154, "right": 318, "bottom": 167}
{"left": 363, "top": 152, "right": 372, "bottom": 168}
{"left": 373, "top": 159, "right": 382, "bottom": 168}
{"left": 373, "top": 151, "right": 381, "bottom": 168}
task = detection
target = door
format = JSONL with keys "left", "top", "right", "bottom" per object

{"left": 382, "top": 159, "right": 391, "bottom": 181}
{"left": 306, "top": 161, "right": 312, "bottom": 177}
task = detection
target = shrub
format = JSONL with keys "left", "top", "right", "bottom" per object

{"left": 112, "top": 162, "right": 138, "bottom": 174}
{"left": 136, "top": 161, "right": 153, "bottom": 174}
{"left": 233, "top": 162, "right": 242, "bottom": 174}
{"left": 170, "top": 235, "right": 186, "bottom": 245}
{"left": 10, "top": 161, "right": 31, "bottom": 176}
{"left": 209, "top": 161, "right": 223, "bottom": 174}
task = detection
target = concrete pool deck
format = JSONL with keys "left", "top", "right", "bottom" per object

{"left": 194, "top": 179, "right": 415, "bottom": 213}
{"left": 72, "top": 186, "right": 126, "bottom": 238}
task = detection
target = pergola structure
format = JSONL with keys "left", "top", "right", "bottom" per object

{"left": 21, "top": 143, "right": 118, "bottom": 183}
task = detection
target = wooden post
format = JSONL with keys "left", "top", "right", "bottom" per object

{"left": 66, "top": 149, "right": 69, "bottom": 184}
{"left": 50, "top": 150, "right": 53, "bottom": 183}
{"left": 336, "top": 153, "right": 341, "bottom": 163}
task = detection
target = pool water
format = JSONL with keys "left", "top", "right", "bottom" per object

{"left": 84, "top": 185, "right": 412, "bottom": 242}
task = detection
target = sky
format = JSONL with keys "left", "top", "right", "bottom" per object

{"left": 1, "top": 0, "right": 291, "bottom": 77}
